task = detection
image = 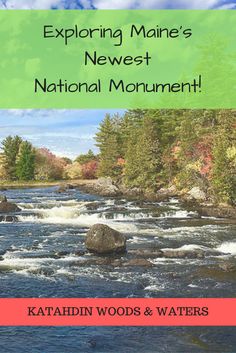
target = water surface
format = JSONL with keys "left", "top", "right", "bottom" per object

{"left": 0, "top": 187, "right": 235, "bottom": 352}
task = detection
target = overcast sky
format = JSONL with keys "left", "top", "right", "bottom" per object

{"left": 0, "top": 1, "right": 234, "bottom": 158}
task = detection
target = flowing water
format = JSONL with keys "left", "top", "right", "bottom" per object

{"left": 0, "top": 186, "right": 235, "bottom": 352}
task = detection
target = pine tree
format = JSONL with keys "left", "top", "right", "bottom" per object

{"left": 125, "top": 116, "right": 161, "bottom": 190}
{"left": 75, "top": 149, "right": 95, "bottom": 164}
{"left": 95, "top": 114, "right": 121, "bottom": 178}
{"left": 1, "top": 135, "right": 22, "bottom": 180}
{"left": 124, "top": 126, "right": 140, "bottom": 187}
{"left": 135, "top": 116, "right": 161, "bottom": 190}
{"left": 211, "top": 110, "right": 236, "bottom": 203}
{"left": 16, "top": 141, "right": 35, "bottom": 181}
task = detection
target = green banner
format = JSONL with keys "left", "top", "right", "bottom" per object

{"left": 0, "top": 10, "right": 235, "bottom": 108}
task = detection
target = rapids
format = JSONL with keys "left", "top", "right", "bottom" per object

{"left": 0, "top": 186, "right": 235, "bottom": 352}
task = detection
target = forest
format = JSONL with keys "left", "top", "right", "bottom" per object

{"left": 95, "top": 109, "right": 236, "bottom": 204}
{"left": 0, "top": 109, "right": 235, "bottom": 205}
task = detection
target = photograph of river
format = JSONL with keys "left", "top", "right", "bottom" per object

{"left": 0, "top": 108, "right": 235, "bottom": 352}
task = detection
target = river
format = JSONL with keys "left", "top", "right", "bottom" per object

{"left": 0, "top": 186, "right": 235, "bottom": 352}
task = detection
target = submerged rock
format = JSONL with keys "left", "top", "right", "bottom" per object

{"left": 197, "top": 206, "right": 236, "bottom": 219}
{"left": 129, "top": 249, "right": 163, "bottom": 258}
{"left": 74, "top": 250, "right": 86, "bottom": 257}
{"left": 0, "top": 201, "right": 21, "bottom": 213}
{"left": 123, "top": 258, "right": 153, "bottom": 267}
{"left": 162, "top": 249, "right": 205, "bottom": 259}
{"left": 218, "top": 261, "right": 236, "bottom": 272}
{"left": 56, "top": 183, "right": 75, "bottom": 193}
{"left": 85, "top": 223, "right": 126, "bottom": 254}
{"left": 0, "top": 215, "right": 18, "bottom": 222}
{"left": 195, "top": 262, "right": 236, "bottom": 281}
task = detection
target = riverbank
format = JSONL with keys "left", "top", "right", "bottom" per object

{"left": 1, "top": 177, "right": 235, "bottom": 220}
{"left": 74, "top": 177, "right": 236, "bottom": 220}
{"left": 0, "top": 179, "right": 96, "bottom": 189}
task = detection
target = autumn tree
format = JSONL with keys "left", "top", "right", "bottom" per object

{"left": 34, "top": 148, "right": 66, "bottom": 180}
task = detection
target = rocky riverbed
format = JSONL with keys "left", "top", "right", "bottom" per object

{"left": 0, "top": 185, "right": 235, "bottom": 352}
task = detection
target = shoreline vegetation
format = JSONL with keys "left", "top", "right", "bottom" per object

{"left": 0, "top": 109, "right": 235, "bottom": 213}
{"left": 0, "top": 179, "right": 96, "bottom": 189}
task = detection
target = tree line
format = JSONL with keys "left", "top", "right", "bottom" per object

{"left": 0, "top": 109, "right": 235, "bottom": 204}
{"left": 95, "top": 109, "right": 236, "bottom": 204}
{"left": 0, "top": 136, "right": 98, "bottom": 182}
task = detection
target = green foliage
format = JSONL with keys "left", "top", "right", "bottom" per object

{"left": 95, "top": 114, "right": 122, "bottom": 178}
{"left": 61, "top": 157, "right": 72, "bottom": 165}
{"left": 1, "top": 135, "right": 22, "bottom": 180}
{"left": 96, "top": 109, "right": 236, "bottom": 204}
{"left": 75, "top": 150, "right": 95, "bottom": 164}
{"left": 16, "top": 141, "right": 35, "bottom": 181}
{"left": 125, "top": 116, "right": 161, "bottom": 190}
{"left": 211, "top": 110, "right": 236, "bottom": 204}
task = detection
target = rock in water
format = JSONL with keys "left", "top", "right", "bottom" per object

{"left": 0, "top": 215, "right": 18, "bottom": 222}
{"left": 0, "top": 195, "right": 7, "bottom": 202}
{"left": 188, "top": 187, "right": 206, "bottom": 201}
{"left": 0, "top": 201, "right": 21, "bottom": 213}
{"left": 94, "top": 177, "right": 119, "bottom": 196}
{"left": 85, "top": 224, "right": 126, "bottom": 254}
{"left": 219, "top": 261, "right": 236, "bottom": 272}
{"left": 57, "top": 183, "right": 75, "bottom": 193}
{"left": 123, "top": 258, "right": 153, "bottom": 267}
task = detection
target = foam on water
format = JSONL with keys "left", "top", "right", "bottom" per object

{"left": 144, "top": 284, "right": 165, "bottom": 291}
{"left": 161, "top": 244, "right": 208, "bottom": 251}
{"left": 216, "top": 241, "right": 236, "bottom": 255}
{"left": 17, "top": 203, "right": 139, "bottom": 233}
{"left": 159, "top": 210, "right": 195, "bottom": 218}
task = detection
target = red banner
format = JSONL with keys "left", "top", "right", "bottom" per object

{"left": 0, "top": 298, "right": 235, "bottom": 326}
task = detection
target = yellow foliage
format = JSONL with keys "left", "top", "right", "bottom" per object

{"left": 185, "top": 160, "right": 201, "bottom": 172}
{"left": 0, "top": 153, "right": 7, "bottom": 180}
{"left": 63, "top": 162, "right": 82, "bottom": 180}
{"left": 226, "top": 146, "right": 236, "bottom": 166}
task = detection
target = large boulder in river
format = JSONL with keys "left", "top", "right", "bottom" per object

{"left": 188, "top": 187, "right": 206, "bottom": 201}
{"left": 94, "top": 177, "right": 120, "bottom": 196}
{"left": 0, "top": 200, "right": 21, "bottom": 213}
{"left": 85, "top": 224, "right": 126, "bottom": 254}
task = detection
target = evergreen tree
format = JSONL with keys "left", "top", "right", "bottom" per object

{"left": 211, "top": 110, "right": 236, "bottom": 203}
{"left": 125, "top": 116, "right": 161, "bottom": 190}
{"left": 75, "top": 150, "right": 96, "bottom": 164}
{"left": 1, "top": 135, "right": 22, "bottom": 180}
{"left": 124, "top": 126, "right": 140, "bottom": 187}
{"left": 16, "top": 141, "right": 35, "bottom": 181}
{"left": 95, "top": 109, "right": 235, "bottom": 203}
{"left": 135, "top": 116, "right": 161, "bottom": 190}
{"left": 95, "top": 114, "right": 121, "bottom": 178}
